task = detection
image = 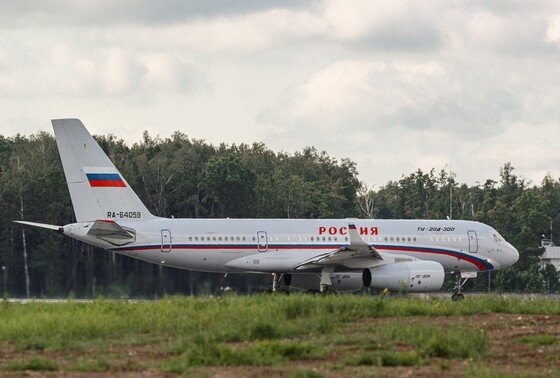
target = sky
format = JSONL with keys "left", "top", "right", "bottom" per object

{"left": 1, "top": 0, "right": 560, "bottom": 187}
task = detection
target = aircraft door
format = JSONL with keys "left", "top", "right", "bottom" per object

{"left": 467, "top": 230, "right": 478, "bottom": 253}
{"left": 257, "top": 231, "right": 268, "bottom": 252}
{"left": 161, "top": 229, "right": 172, "bottom": 252}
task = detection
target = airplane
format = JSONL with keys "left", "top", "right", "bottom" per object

{"left": 15, "top": 119, "right": 519, "bottom": 300}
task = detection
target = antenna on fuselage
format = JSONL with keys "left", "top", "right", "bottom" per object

{"left": 445, "top": 163, "right": 453, "bottom": 220}
{"left": 448, "top": 163, "right": 453, "bottom": 220}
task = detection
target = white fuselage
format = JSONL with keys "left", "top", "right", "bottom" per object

{"left": 64, "top": 218, "right": 519, "bottom": 274}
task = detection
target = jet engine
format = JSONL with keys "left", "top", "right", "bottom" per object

{"left": 362, "top": 261, "right": 445, "bottom": 292}
{"left": 282, "top": 272, "right": 364, "bottom": 292}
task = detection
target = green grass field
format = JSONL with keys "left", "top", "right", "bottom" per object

{"left": 1, "top": 294, "right": 559, "bottom": 376}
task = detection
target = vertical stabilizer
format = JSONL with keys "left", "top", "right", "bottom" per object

{"left": 52, "top": 119, "right": 155, "bottom": 222}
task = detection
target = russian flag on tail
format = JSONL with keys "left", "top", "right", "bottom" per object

{"left": 86, "top": 173, "right": 126, "bottom": 187}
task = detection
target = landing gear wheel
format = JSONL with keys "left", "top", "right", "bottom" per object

{"left": 451, "top": 272, "right": 468, "bottom": 301}
{"left": 451, "top": 293, "right": 464, "bottom": 301}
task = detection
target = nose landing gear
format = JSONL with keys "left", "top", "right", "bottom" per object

{"left": 451, "top": 272, "right": 469, "bottom": 301}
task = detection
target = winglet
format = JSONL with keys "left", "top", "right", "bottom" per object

{"left": 347, "top": 223, "right": 383, "bottom": 260}
{"left": 348, "top": 223, "right": 368, "bottom": 247}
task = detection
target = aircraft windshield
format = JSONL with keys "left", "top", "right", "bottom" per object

{"left": 492, "top": 233, "right": 504, "bottom": 242}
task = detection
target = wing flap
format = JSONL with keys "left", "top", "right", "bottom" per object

{"left": 295, "top": 222, "right": 383, "bottom": 269}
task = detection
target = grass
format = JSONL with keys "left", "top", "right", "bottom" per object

{"left": 0, "top": 294, "right": 559, "bottom": 374}
{"left": 1, "top": 294, "right": 559, "bottom": 351}
{"left": 377, "top": 321, "right": 487, "bottom": 359}
{"left": 161, "top": 340, "right": 323, "bottom": 373}
{"left": 343, "top": 318, "right": 487, "bottom": 367}
{"left": 345, "top": 350, "right": 424, "bottom": 367}
{"left": 71, "top": 357, "right": 112, "bottom": 372}
{"left": 3, "top": 356, "right": 59, "bottom": 371}
{"left": 516, "top": 334, "right": 557, "bottom": 346}
{"left": 293, "top": 368, "right": 324, "bottom": 378}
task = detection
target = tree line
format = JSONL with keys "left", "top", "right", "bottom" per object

{"left": 0, "top": 131, "right": 558, "bottom": 297}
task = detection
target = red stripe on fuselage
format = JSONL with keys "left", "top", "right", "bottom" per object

{"left": 378, "top": 245, "right": 487, "bottom": 270}
{"left": 113, "top": 244, "right": 488, "bottom": 270}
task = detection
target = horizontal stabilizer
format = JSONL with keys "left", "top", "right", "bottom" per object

{"left": 13, "top": 221, "right": 63, "bottom": 232}
{"left": 87, "top": 220, "right": 136, "bottom": 246}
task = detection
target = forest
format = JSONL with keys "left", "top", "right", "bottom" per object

{"left": 0, "top": 130, "right": 559, "bottom": 297}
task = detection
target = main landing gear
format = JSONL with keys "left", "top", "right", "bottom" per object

{"left": 272, "top": 272, "right": 279, "bottom": 292}
{"left": 451, "top": 272, "right": 469, "bottom": 301}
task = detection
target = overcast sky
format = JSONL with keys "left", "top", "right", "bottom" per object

{"left": 1, "top": 0, "right": 560, "bottom": 187}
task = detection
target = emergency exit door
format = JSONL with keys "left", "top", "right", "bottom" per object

{"left": 161, "top": 229, "right": 172, "bottom": 252}
{"left": 257, "top": 231, "right": 268, "bottom": 252}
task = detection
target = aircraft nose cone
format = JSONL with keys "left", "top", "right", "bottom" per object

{"left": 507, "top": 242, "right": 519, "bottom": 266}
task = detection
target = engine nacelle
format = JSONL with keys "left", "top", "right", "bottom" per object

{"left": 282, "top": 272, "right": 364, "bottom": 292}
{"left": 362, "top": 261, "right": 445, "bottom": 292}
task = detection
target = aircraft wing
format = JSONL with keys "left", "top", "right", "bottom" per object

{"left": 295, "top": 223, "right": 382, "bottom": 269}
{"left": 87, "top": 220, "right": 136, "bottom": 246}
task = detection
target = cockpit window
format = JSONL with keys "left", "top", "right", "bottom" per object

{"left": 493, "top": 233, "right": 503, "bottom": 242}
